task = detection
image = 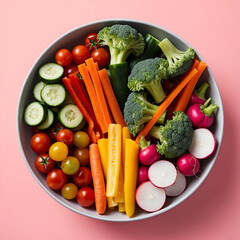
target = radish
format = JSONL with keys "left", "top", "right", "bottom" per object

{"left": 186, "top": 98, "right": 218, "bottom": 128}
{"left": 137, "top": 166, "right": 149, "bottom": 185}
{"left": 148, "top": 160, "right": 177, "bottom": 188}
{"left": 139, "top": 136, "right": 160, "bottom": 166}
{"left": 189, "top": 81, "right": 209, "bottom": 105}
{"left": 189, "top": 128, "right": 217, "bottom": 159}
{"left": 165, "top": 171, "right": 187, "bottom": 197}
{"left": 176, "top": 153, "right": 200, "bottom": 176}
{"left": 135, "top": 181, "right": 166, "bottom": 212}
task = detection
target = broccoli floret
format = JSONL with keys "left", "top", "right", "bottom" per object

{"left": 149, "top": 111, "right": 193, "bottom": 158}
{"left": 124, "top": 91, "right": 166, "bottom": 136}
{"left": 159, "top": 38, "right": 195, "bottom": 78}
{"left": 128, "top": 57, "right": 168, "bottom": 104}
{"left": 97, "top": 24, "right": 145, "bottom": 65}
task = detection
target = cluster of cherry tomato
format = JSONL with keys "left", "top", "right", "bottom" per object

{"left": 31, "top": 123, "right": 95, "bottom": 208}
{"left": 55, "top": 32, "right": 110, "bottom": 75}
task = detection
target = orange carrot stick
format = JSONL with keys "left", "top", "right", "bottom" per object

{"left": 135, "top": 68, "right": 198, "bottom": 144}
{"left": 62, "top": 77, "right": 99, "bottom": 143}
{"left": 85, "top": 58, "right": 112, "bottom": 129}
{"left": 89, "top": 143, "right": 107, "bottom": 215}
{"left": 78, "top": 63, "right": 108, "bottom": 134}
{"left": 98, "top": 68, "right": 127, "bottom": 127}
{"left": 174, "top": 61, "right": 207, "bottom": 112}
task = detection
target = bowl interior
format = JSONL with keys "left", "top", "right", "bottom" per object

{"left": 17, "top": 19, "right": 224, "bottom": 222}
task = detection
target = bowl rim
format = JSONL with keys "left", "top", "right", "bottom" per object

{"left": 16, "top": 18, "right": 224, "bottom": 222}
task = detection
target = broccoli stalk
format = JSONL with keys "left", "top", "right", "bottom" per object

{"left": 159, "top": 38, "right": 195, "bottom": 78}
{"left": 98, "top": 24, "right": 145, "bottom": 65}
{"left": 124, "top": 91, "right": 166, "bottom": 136}
{"left": 128, "top": 58, "right": 168, "bottom": 104}
{"left": 149, "top": 111, "right": 193, "bottom": 159}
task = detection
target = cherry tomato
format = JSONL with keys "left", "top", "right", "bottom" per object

{"left": 46, "top": 169, "right": 67, "bottom": 190}
{"left": 73, "top": 148, "right": 90, "bottom": 166}
{"left": 49, "top": 142, "right": 68, "bottom": 162}
{"left": 63, "top": 63, "right": 79, "bottom": 77}
{"left": 35, "top": 154, "right": 55, "bottom": 174}
{"left": 55, "top": 49, "right": 73, "bottom": 67}
{"left": 73, "top": 167, "right": 92, "bottom": 187}
{"left": 30, "top": 133, "right": 51, "bottom": 154}
{"left": 49, "top": 122, "right": 64, "bottom": 141}
{"left": 57, "top": 129, "right": 74, "bottom": 146}
{"left": 84, "top": 33, "right": 99, "bottom": 51}
{"left": 61, "top": 156, "right": 80, "bottom": 175}
{"left": 72, "top": 45, "right": 90, "bottom": 64}
{"left": 61, "top": 183, "right": 78, "bottom": 200}
{"left": 77, "top": 187, "right": 95, "bottom": 207}
{"left": 73, "top": 131, "right": 90, "bottom": 148}
{"left": 90, "top": 48, "right": 110, "bottom": 67}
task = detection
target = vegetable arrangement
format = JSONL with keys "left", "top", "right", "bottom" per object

{"left": 23, "top": 23, "right": 219, "bottom": 218}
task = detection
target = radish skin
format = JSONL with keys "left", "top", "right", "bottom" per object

{"left": 165, "top": 171, "right": 187, "bottom": 197}
{"left": 137, "top": 166, "right": 149, "bottom": 185}
{"left": 135, "top": 181, "right": 166, "bottom": 212}
{"left": 189, "top": 128, "right": 217, "bottom": 159}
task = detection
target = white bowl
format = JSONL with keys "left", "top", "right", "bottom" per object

{"left": 17, "top": 19, "right": 224, "bottom": 222}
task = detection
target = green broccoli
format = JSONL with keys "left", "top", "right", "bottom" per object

{"left": 97, "top": 24, "right": 145, "bottom": 65}
{"left": 128, "top": 57, "right": 168, "bottom": 104}
{"left": 159, "top": 38, "right": 195, "bottom": 78}
{"left": 149, "top": 111, "right": 193, "bottom": 159}
{"left": 124, "top": 91, "right": 166, "bottom": 136}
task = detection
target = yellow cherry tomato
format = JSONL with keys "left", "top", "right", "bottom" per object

{"left": 61, "top": 156, "right": 80, "bottom": 175}
{"left": 61, "top": 183, "right": 78, "bottom": 200}
{"left": 49, "top": 142, "right": 68, "bottom": 161}
{"left": 73, "top": 131, "right": 90, "bottom": 148}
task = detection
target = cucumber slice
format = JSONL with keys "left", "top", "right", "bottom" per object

{"left": 58, "top": 104, "right": 84, "bottom": 129}
{"left": 71, "top": 118, "right": 86, "bottom": 132}
{"left": 37, "top": 108, "right": 54, "bottom": 130}
{"left": 39, "top": 63, "right": 64, "bottom": 83}
{"left": 41, "top": 84, "right": 66, "bottom": 107}
{"left": 24, "top": 101, "right": 47, "bottom": 126}
{"left": 33, "top": 81, "right": 46, "bottom": 101}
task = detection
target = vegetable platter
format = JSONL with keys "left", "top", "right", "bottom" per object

{"left": 17, "top": 19, "right": 224, "bottom": 222}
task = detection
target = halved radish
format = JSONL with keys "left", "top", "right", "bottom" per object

{"left": 165, "top": 170, "right": 187, "bottom": 197}
{"left": 189, "top": 128, "right": 217, "bottom": 159}
{"left": 135, "top": 181, "right": 166, "bottom": 212}
{"left": 148, "top": 160, "right": 177, "bottom": 188}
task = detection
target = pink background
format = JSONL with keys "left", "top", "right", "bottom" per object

{"left": 1, "top": 0, "right": 239, "bottom": 239}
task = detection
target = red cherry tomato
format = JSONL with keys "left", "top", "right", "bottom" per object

{"left": 73, "top": 167, "right": 92, "bottom": 187}
{"left": 72, "top": 45, "right": 90, "bottom": 64}
{"left": 90, "top": 48, "right": 110, "bottom": 67}
{"left": 48, "top": 122, "right": 64, "bottom": 141}
{"left": 77, "top": 187, "right": 95, "bottom": 207}
{"left": 30, "top": 133, "right": 51, "bottom": 154}
{"left": 57, "top": 129, "right": 74, "bottom": 146}
{"left": 84, "top": 33, "right": 99, "bottom": 51}
{"left": 46, "top": 169, "right": 67, "bottom": 190}
{"left": 34, "top": 154, "right": 55, "bottom": 174}
{"left": 55, "top": 49, "right": 73, "bottom": 67}
{"left": 63, "top": 63, "right": 79, "bottom": 77}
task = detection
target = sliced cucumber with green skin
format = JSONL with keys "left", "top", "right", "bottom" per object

{"left": 58, "top": 104, "right": 84, "bottom": 129}
{"left": 33, "top": 81, "right": 46, "bottom": 101}
{"left": 37, "top": 108, "right": 54, "bottom": 130}
{"left": 41, "top": 84, "right": 66, "bottom": 107}
{"left": 39, "top": 63, "right": 64, "bottom": 83}
{"left": 71, "top": 117, "right": 86, "bottom": 132}
{"left": 24, "top": 101, "right": 47, "bottom": 126}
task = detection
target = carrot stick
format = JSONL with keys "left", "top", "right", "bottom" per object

{"left": 98, "top": 68, "right": 127, "bottom": 127}
{"left": 85, "top": 58, "right": 112, "bottom": 129}
{"left": 78, "top": 63, "right": 108, "bottom": 134}
{"left": 135, "top": 68, "right": 198, "bottom": 144}
{"left": 89, "top": 143, "right": 107, "bottom": 215}
{"left": 62, "top": 77, "right": 99, "bottom": 143}
{"left": 174, "top": 61, "right": 207, "bottom": 112}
